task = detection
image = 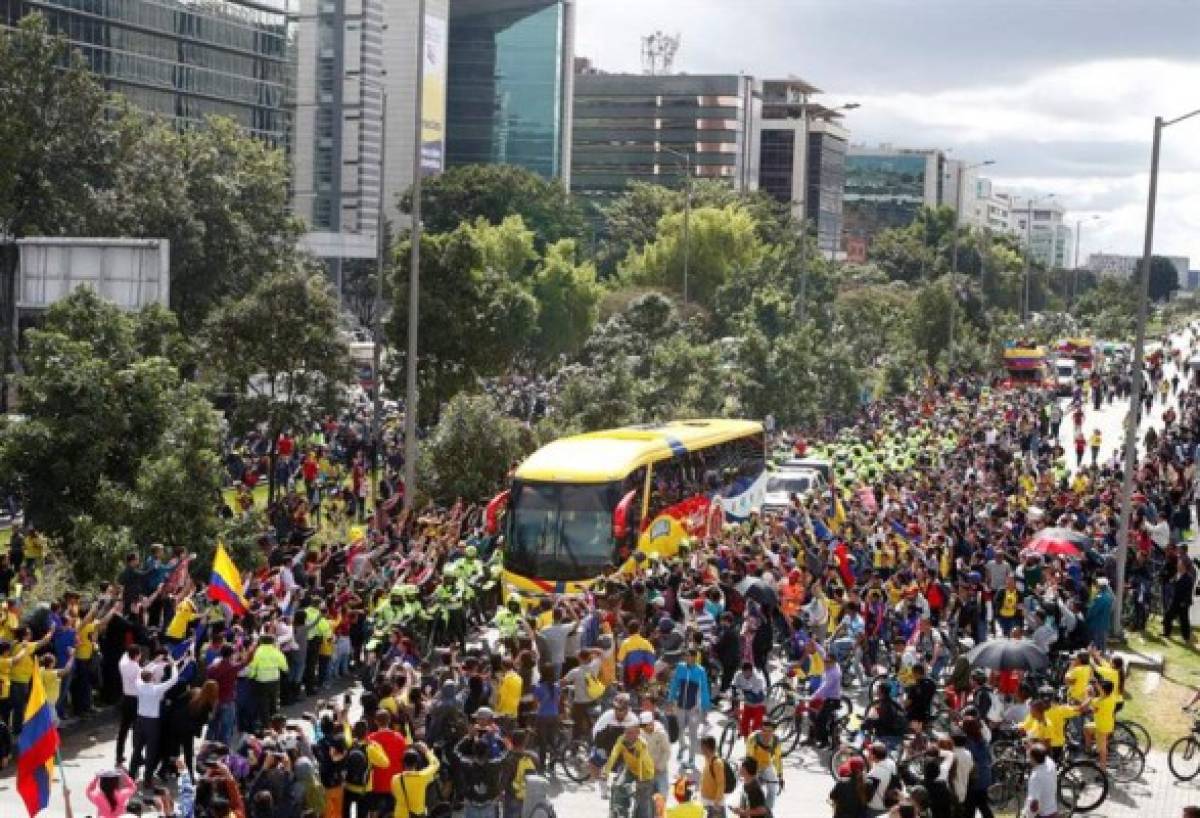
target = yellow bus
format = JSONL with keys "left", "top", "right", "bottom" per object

{"left": 490, "top": 419, "right": 766, "bottom": 596}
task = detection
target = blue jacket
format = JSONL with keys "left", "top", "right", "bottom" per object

{"left": 1085, "top": 588, "right": 1113, "bottom": 630}
{"left": 668, "top": 662, "right": 712, "bottom": 711}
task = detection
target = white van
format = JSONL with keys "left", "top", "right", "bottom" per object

{"left": 1053, "top": 358, "right": 1077, "bottom": 396}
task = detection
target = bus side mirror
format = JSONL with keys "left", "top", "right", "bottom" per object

{"left": 612, "top": 489, "right": 638, "bottom": 541}
{"left": 485, "top": 489, "right": 510, "bottom": 536}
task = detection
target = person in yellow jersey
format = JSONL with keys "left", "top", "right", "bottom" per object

{"left": 165, "top": 587, "right": 200, "bottom": 643}
{"left": 1089, "top": 429, "right": 1103, "bottom": 466}
{"left": 72, "top": 594, "right": 118, "bottom": 717}
{"left": 1083, "top": 677, "right": 1120, "bottom": 769}
{"left": 996, "top": 576, "right": 1022, "bottom": 636}
{"left": 1063, "top": 652, "right": 1093, "bottom": 703}
{"left": 38, "top": 650, "right": 75, "bottom": 726}
{"left": 745, "top": 720, "right": 783, "bottom": 810}
{"left": 8, "top": 623, "right": 54, "bottom": 733}
{"left": 604, "top": 723, "right": 657, "bottom": 818}
{"left": 666, "top": 778, "right": 704, "bottom": 818}
{"left": 494, "top": 656, "right": 523, "bottom": 729}
{"left": 391, "top": 742, "right": 440, "bottom": 818}
{"left": 1021, "top": 694, "right": 1082, "bottom": 761}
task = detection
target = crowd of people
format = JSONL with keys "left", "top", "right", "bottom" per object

{"left": 1, "top": 327, "right": 1200, "bottom": 818}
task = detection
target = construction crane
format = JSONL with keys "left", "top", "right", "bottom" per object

{"left": 641, "top": 31, "right": 680, "bottom": 75}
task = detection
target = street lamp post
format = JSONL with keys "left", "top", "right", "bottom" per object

{"left": 1112, "top": 106, "right": 1200, "bottom": 638}
{"left": 660, "top": 146, "right": 692, "bottom": 307}
{"left": 1071, "top": 215, "right": 1102, "bottom": 307}
{"left": 401, "top": 0, "right": 426, "bottom": 513}
{"left": 948, "top": 159, "right": 994, "bottom": 373}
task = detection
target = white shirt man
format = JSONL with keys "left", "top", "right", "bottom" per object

{"left": 1025, "top": 747, "right": 1058, "bottom": 818}
{"left": 865, "top": 747, "right": 898, "bottom": 813}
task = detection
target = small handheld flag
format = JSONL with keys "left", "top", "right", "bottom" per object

{"left": 207, "top": 542, "right": 249, "bottom": 616}
{"left": 16, "top": 665, "right": 60, "bottom": 817}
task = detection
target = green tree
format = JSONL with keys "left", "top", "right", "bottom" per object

{"left": 621, "top": 205, "right": 766, "bottom": 307}
{"left": 99, "top": 116, "right": 302, "bottom": 328}
{"left": 869, "top": 225, "right": 938, "bottom": 282}
{"left": 403, "top": 164, "right": 584, "bottom": 249}
{"left": 530, "top": 240, "right": 602, "bottom": 362}
{"left": 0, "top": 289, "right": 224, "bottom": 583}
{"left": 389, "top": 226, "right": 539, "bottom": 418}
{"left": 0, "top": 15, "right": 117, "bottom": 240}
{"left": 1144, "top": 256, "right": 1180, "bottom": 302}
{"left": 418, "top": 393, "right": 534, "bottom": 504}
{"left": 909, "top": 280, "right": 954, "bottom": 368}
{"left": 202, "top": 269, "right": 350, "bottom": 500}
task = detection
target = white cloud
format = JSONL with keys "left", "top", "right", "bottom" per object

{"left": 574, "top": 3, "right": 1200, "bottom": 268}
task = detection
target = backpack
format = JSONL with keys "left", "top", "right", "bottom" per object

{"left": 976, "top": 686, "right": 1004, "bottom": 723}
{"left": 712, "top": 757, "right": 737, "bottom": 795}
{"left": 345, "top": 745, "right": 371, "bottom": 788}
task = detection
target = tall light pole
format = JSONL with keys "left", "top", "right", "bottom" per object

{"left": 948, "top": 159, "right": 994, "bottom": 373}
{"left": 401, "top": 0, "right": 427, "bottom": 512}
{"left": 1112, "top": 106, "right": 1200, "bottom": 638}
{"left": 1071, "top": 215, "right": 1102, "bottom": 308}
{"left": 660, "top": 146, "right": 692, "bottom": 306}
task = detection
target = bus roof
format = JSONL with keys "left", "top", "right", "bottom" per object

{"left": 514, "top": 418, "right": 763, "bottom": 483}
{"left": 1003, "top": 346, "right": 1045, "bottom": 359}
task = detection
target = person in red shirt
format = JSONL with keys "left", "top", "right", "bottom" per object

{"left": 301, "top": 451, "right": 319, "bottom": 503}
{"left": 277, "top": 431, "right": 295, "bottom": 459}
{"left": 367, "top": 709, "right": 408, "bottom": 813}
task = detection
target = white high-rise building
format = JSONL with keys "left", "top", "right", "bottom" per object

{"left": 1008, "top": 196, "right": 1072, "bottom": 269}
{"left": 293, "top": 0, "right": 449, "bottom": 265}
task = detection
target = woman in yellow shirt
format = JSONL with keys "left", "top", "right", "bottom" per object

{"left": 392, "top": 744, "right": 440, "bottom": 818}
{"left": 1084, "top": 679, "right": 1119, "bottom": 770}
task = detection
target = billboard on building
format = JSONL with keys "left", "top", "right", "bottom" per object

{"left": 421, "top": 13, "right": 448, "bottom": 174}
{"left": 17, "top": 238, "right": 169, "bottom": 311}
{"left": 844, "top": 154, "right": 927, "bottom": 200}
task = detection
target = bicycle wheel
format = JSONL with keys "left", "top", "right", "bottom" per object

{"left": 1059, "top": 759, "right": 1108, "bottom": 813}
{"left": 986, "top": 760, "right": 1021, "bottom": 809}
{"left": 1168, "top": 735, "right": 1200, "bottom": 781}
{"left": 1116, "top": 719, "right": 1152, "bottom": 755}
{"left": 1105, "top": 738, "right": 1145, "bottom": 783}
{"left": 767, "top": 681, "right": 794, "bottom": 713}
{"left": 558, "top": 738, "right": 592, "bottom": 784}
{"left": 829, "top": 745, "right": 865, "bottom": 779}
{"left": 718, "top": 720, "right": 738, "bottom": 759}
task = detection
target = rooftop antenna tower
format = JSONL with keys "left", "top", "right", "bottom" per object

{"left": 641, "top": 31, "right": 680, "bottom": 75}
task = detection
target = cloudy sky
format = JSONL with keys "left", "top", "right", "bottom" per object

{"left": 575, "top": 0, "right": 1200, "bottom": 269}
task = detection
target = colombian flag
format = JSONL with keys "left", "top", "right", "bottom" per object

{"left": 16, "top": 666, "right": 59, "bottom": 817}
{"left": 207, "top": 542, "right": 249, "bottom": 616}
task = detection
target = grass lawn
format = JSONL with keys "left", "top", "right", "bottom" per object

{"left": 1118, "top": 619, "right": 1200, "bottom": 751}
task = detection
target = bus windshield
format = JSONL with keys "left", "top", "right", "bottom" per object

{"left": 504, "top": 480, "right": 620, "bottom": 582}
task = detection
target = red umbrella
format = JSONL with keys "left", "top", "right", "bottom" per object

{"left": 1023, "top": 539, "right": 1082, "bottom": 558}
{"left": 1023, "top": 527, "right": 1087, "bottom": 558}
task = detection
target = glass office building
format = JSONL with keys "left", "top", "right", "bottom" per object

{"left": 842, "top": 148, "right": 946, "bottom": 247}
{"left": 572, "top": 72, "right": 757, "bottom": 205}
{"left": 446, "top": 0, "right": 573, "bottom": 179}
{"left": 0, "top": 0, "right": 290, "bottom": 145}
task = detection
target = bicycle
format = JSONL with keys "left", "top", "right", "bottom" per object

{"left": 988, "top": 748, "right": 1108, "bottom": 814}
{"left": 1168, "top": 709, "right": 1200, "bottom": 781}
{"left": 534, "top": 719, "right": 591, "bottom": 784}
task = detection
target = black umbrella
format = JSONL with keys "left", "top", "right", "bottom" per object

{"left": 967, "top": 639, "right": 1049, "bottom": 672}
{"left": 735, "top": 577, "right": 780, "bottom": 611}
